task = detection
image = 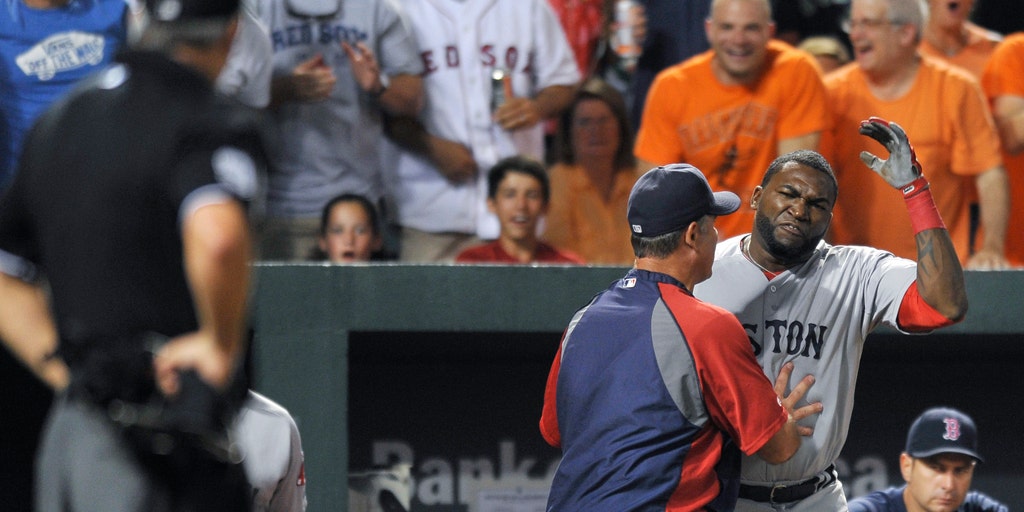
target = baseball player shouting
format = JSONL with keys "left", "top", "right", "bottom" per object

{"left": 694, "top": 118, "right": 968, "bottom": 511}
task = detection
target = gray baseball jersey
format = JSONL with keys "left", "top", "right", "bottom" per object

{"left": 385, "top": 0, "right": 580, "bottom": 238}
{"left": 693, "top": 235, "right": 917, "bottom": 486}
{"left": 216, "top": 6, "right": 273, "bottom": 109}
{"left": 234, "top": 391, "right": 307, "bottom": 512}
{"left": 254, "top": 0, "right": 423, "bottom": 217}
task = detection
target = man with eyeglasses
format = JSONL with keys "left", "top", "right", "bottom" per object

{"left": 633, "top": 0, "right": 829, "bottom": 242}
{"left": 822, "top": 0, "right": 1010, "bottom": 269}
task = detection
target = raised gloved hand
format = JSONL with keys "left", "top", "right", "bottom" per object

{"left": 859, "top": 117, "right": 946, "bottom": 235}
{"left": 857, "top": 117, "right": 924, "bottom": 192}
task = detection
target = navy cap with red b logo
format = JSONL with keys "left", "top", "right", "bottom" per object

{"left": 905, "top": 406, "right": 983, "bottom": 462}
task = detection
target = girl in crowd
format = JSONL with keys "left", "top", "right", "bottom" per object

{"left": 314, "top": 194, "right": 388, "bottom": 262}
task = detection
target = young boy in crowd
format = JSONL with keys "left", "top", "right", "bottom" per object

{"left": 456, "top": 157, "right": 583, "bottom": 264}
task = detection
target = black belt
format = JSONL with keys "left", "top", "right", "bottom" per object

{"left": 738, "top": 464, "right": 836, "bottom": 504}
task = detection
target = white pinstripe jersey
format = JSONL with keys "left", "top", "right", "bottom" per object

{"left": 386, "top": 0, "right": 579, "bottom": 237}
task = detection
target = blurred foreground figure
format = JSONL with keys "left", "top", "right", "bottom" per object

{"left": 0, "top": 0, "right": 267, "bottom": 510}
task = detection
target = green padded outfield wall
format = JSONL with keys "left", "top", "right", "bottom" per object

{"left": 250, "top": 265, "right": 1024, "bottom": 512}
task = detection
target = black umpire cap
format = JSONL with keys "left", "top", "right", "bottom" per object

{"left": 146, "top": 0, "right": 240, "bottom": 22}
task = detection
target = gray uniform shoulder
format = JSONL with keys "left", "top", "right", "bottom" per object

{"left": 243, "top": 391, "right": 297, "bottom": 423}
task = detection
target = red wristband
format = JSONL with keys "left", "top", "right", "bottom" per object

{"left": 902, "top": 177, "right": 946, "bottom": 233}
{"left": 900, "top": 176, "right": 929, "bottom": 198}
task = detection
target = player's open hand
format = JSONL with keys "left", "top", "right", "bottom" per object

{"left": 858, "top": 117, "right": 922, "bottom": 189}
{"left": 342, "top": 41, "right": 386, "bottom": 95}
{"left": 774, "top": 362, "right": 822, "bottom": 437}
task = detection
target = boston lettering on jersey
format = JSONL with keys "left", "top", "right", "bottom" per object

{"left": 420, "top": 44, "right": 535, "bottom": 76}
{"left": 743, "top": 320, "right": 829, "bottom": 359}
{"left": 270, "top": 22, "right": 368, "bottom": 52}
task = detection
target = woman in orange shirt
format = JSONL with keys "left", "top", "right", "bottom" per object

{"left": 543, "top": 78, "right": 639, "bottom": 265}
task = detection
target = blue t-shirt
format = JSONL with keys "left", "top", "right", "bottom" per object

{"left": 848, "top": 486, "right": 1009, "bottom": 512}
{"left": 0, "top": 0, "right": 127, "bottom": 188}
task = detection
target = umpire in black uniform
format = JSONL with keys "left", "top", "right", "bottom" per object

{"left": 0, "top": 0, "right": 267, "bottom": 510}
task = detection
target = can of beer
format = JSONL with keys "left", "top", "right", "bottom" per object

{"left": 614, "top": 0, "right": 641, "bottom": 61}
{"left": 490, "top": 68, "right": 512, "bottom": 111}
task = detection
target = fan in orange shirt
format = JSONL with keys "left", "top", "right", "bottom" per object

{"left": 821, "top": 0, "right": 1009, "bottom": 269}
{"left": 982, "top": 33, "right": 1024, "bottom": 267}
{"left": 634, "top": 0, "right": 829, "bottom": 241}
{"left": 919, "top": 0, "right": 1002, "bottom": 260}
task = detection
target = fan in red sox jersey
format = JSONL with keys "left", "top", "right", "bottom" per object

{"left": 694, "top": 119, "right": 969, "bottom": 511}
{"left": 384, "top": 0, "right": 581, "bottom": 262}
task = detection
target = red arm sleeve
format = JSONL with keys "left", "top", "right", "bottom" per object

{"left": 539, "top": 343, "right": 563, "bottom": 448}
{"left": 897, "top": 281, "right": 957, "bottom": 332}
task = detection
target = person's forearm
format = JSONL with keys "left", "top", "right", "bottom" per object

{"left": 913, "top": 227, "right": 967, "bottom": 322}
{"left": 182, "top": 202, "right": 252, "bottom": 359}
{"left": 376, "top": 74, "right": 423, "bottom": 117}
{"left": 897, "top": 173, "right": 967, "bottom": 320}
{"left": 532, "top": 84, "right": 576, "bottom": 119}
{"left": 976, "top": 166, "right": 1010, "bottom": 256}
{"left": 0, "top": 273, "right": 68, "bottom": 389}
{"left": 993, "top": 95, "right": 1024, "bottom": 154}
{"left": 269, "top": 75, "right": 300, "bottom": 108}
{"left": 384, "top": 115, "right": 431, "bottom": 156}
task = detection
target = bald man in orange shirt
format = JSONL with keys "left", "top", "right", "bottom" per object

{"left": 634, "top": 0, "right": 829, "bottom": 241}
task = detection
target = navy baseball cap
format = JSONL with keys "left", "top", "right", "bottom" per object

{"left": 146, "top": 0, "right": 239, "bottom": 22}
{"left": 627, "top": 164, "right": 741, "bottom": 237}
{"left": 905, "top": 407, "right": 983, "bottom": 462}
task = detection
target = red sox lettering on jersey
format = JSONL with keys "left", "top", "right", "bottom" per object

{"left": 420, "top": 44, "right": 535, "bottom": 77}
{"left": 253, "top": 0, "right": 425, "bottom": 221}
{"left": 387, "top": 0, "right": 579, "bottom": 239}
{"left": 269, "top": 21, "right": 368, "bottom": 51}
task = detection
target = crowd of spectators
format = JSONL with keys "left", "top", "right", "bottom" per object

{"left": 2, "top": 1, "right": 1023, "bottom": 510}
{"left": 1, "top": 0, "right": 1022, "bottom": 268}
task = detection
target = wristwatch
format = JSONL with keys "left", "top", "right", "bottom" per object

{"left": 372, "top": 73, "right": 390, "bottom": 96}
